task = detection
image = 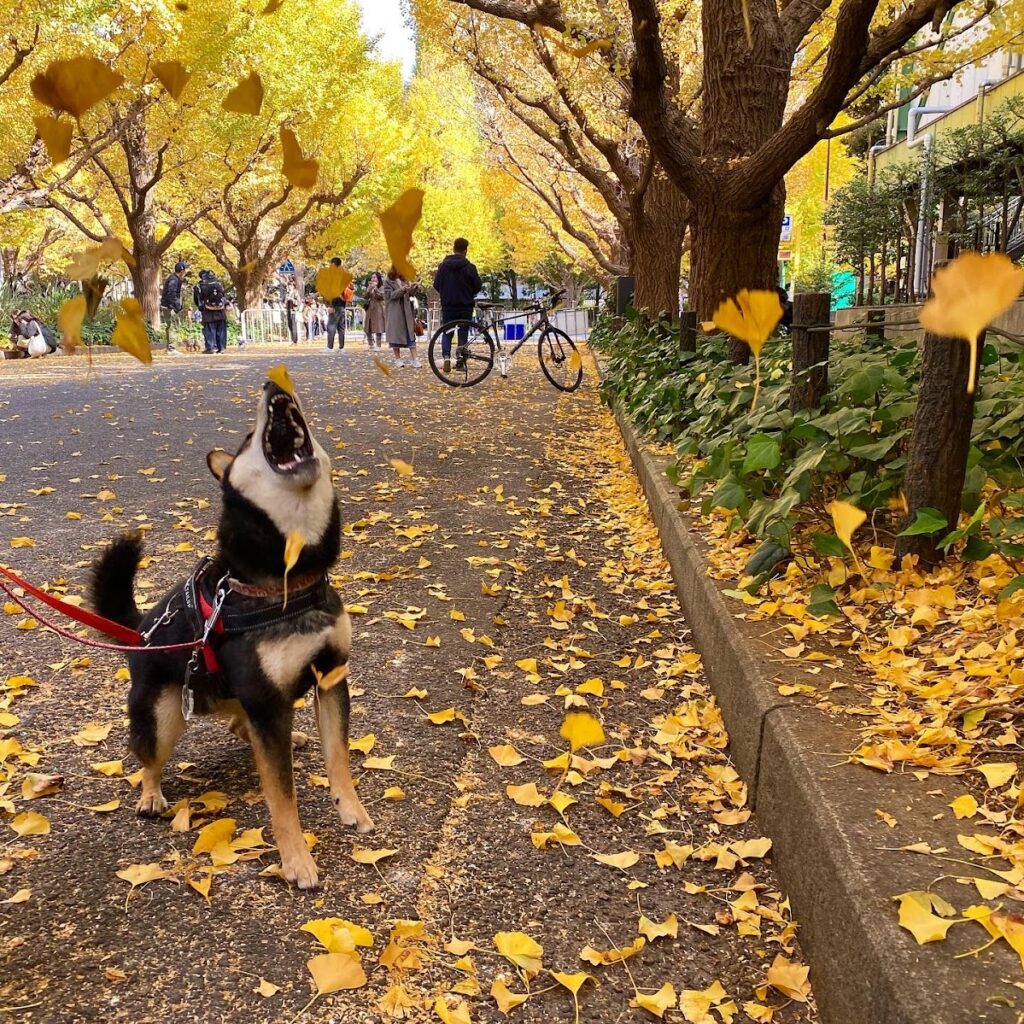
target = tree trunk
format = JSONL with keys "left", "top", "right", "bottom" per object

{"left": 625, "top": 171, "right": 686, "bottom": 319}
{"left": 894, "top": 331, "right": 980, "bottom": 568}
{"left": 131, "top": 249, "right": 162, "bottom": 327}
{"left": 688, "top": 184, "right": 785, "bottom": 361}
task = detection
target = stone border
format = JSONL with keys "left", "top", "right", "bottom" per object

{"left": 611, "top": 405, "right": 1020, "bottom": 1024}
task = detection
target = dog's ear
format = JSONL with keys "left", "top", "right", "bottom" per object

{"left": 207, "top": 449, "right": 235, "bottom": 482}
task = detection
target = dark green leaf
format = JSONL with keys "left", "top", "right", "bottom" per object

{"left": 897, "top": 508, "right": 948, "bottom": 537}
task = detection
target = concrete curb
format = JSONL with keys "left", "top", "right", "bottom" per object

{"left": 611, "top": 404, "right": 1021, "bottom": 1024}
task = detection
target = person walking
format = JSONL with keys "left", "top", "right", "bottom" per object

{"left": 196, "top": 269, "right": 228, "bottom": 353}
{"left": 325, "top": 258, "right": 348, "bottom": 351}
{"left": 383, "top": 267, "right": 421, "bottom": 369}
{"left": 160, "top": 261, "right": 187, "bottom": 354}
{"left": 432, "top": 237, "right": 482, "bottom": 373}
{"left": 364, "top": 271, "right": 385, "bottom": 350}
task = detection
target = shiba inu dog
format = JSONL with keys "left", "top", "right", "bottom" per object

{"left": 90, "top": 379, "right": 373, "bottom": 890}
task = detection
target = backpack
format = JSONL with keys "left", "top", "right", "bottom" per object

{"left": 201, "top": 279, "right": 225, "bottom": 311}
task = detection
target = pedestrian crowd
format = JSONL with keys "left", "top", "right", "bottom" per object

{"left": 2, "top": 236, "right": 487, "bottom": 363}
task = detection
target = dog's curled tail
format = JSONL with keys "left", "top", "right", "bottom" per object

{"left": 90, "top": 533, "right": 144, "bottom": 630}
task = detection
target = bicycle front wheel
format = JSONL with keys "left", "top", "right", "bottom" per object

{"left": 538, "top": 326, "right": 583, "bottom": 392}
{"left": 428, "top": 320, "right": 495, "bottom": 388}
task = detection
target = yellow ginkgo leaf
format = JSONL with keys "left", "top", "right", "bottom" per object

{"left": 488, "top": 744, "right": 524, "bottom": 766}
{"left": 506, "top": 783, "right": 545, "bottom": 807}
{"left": 66, "top": 238, "right": 134, "bottom": 279}
{"left": 580, "top": 936, "right": 645, "bottom": 965}
{"left": 91, "top": 759, "right": 123, "bottom": 776}
{"left": 389, "top": 458, "right": 414, "bottom": 477}
{"left": 919, "top": 252, "right": 1024, "bottom": 394}
{"left": 434, "top": 995, "right": 472, "bottom": 1024}
{"left": 373, "top": 355, "right": 393, "bottom": 377}
{"left": 301, "top": 917, "right": 373, "bottom": 952}
{"left": 712, "top": 289, "right": 783, "bottom": 409}
{"left": 111, "top": 298, "right": 151, "bottom": 365}
{"left": 550, "top": 971, "right": 593, "bottom": 1024}
{"left": 977, "top": 762, "right": 1016, "bottom": 788}
{"left": 633, "top": 982, "right": 677, "bottom": 1019}
{"left": 88, "top": 799, "right": 120, "bottom": 813}
{"left": 828, "top": 500, "right": 866, "bottom": 566}
{"left": 950, "top": 793, "right": 978, "bottom": 819}
{"left": 559, "top": 711, "right": 605, "bottom": 752}
{"left": 963, "top": 905, "right": 1024, "bottom": 970}
{"left": 192, "top": 817, "right": 236, "bottom": 855}
{"left": 152, "top": 60, "right": 191, "bottom": 101}
{"left": 312, "top": 664, "right": 348, "bottom": 692}
{"left": 10, "top": 811, "right": 50, "bottom": 836}
{"left": 763, "top": 954, "right": 812, "bottom": 1001}
{"left": 266, "top": 364, "right": 295, "bottom": 396}
{"left": 34, "top": 114, "right": 73, "bottom": 164}
{"left": 58, "top": 295, "right": 87, "bottom": 350}
{"left": 222, "top": 71, "right": 264, "bottom": 115}
{"left": 351, "top": 846, "right": 397, "bottom": 864}
{"left": 426, "top": 707, "right": 456, "bottom": 724}
{"left": 316, "top": 263, "right": 353, "bottom": 302}
{"left": 638, "top": 913, "right": 678, "bottom": 940}
{"left": 548, "top": 791, "right": 577, "bottom": 816}
{"left": 256, "top": 978, "right": 279, "bottom": 997}
{"left": 306, "top": 953, "right": 366, "bottom": 994}
{"left": 30, "top": 56, "right": 123, "bottom": 118}
{"left": 280, "top": 127, "right": 319, "bottom": 190}
{"left": 283, "top": 530, "right": 304, "bottom": 608}
{"left": 378, "top": 188, "right": 424, "bottom": 280}
{"left": 115, "top": 862, "right": 174, "bottom": 889}
{"left": 592, "top": 850, "right": 639, "bottom": 870}
{"left": 490, "top": 978, "right": 528, "bottom": 1013}
{"left": 494, "top": 931, "right": 543, "bottom": 976}
{"left": 540, "top": 28, "right": 612, "bottom": 58}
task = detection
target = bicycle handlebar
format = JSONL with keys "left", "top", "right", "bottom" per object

{"left": 523, "top": 289, "right": 567, "bottom": 315}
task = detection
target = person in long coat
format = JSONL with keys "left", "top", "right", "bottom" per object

{"left": 364, "top": 271, "right": 386, "bottom": 349}
{"left": 383, "top": 267, "right": 421, "bottom": 369}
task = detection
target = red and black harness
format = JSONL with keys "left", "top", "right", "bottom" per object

{"left": 0, "top": 558, "right": 339, "bottom": 718}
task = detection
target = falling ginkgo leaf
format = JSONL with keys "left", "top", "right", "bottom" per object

{"left": 30, "top": 56, "right": 124, "bottom": 118}
{"left": 378, "top": 188, "right": 424, "bottom": 280}
{"left": 828, "top": 500, "right": 866, "bottom": 568}
{"left": 316, "top": 263, "right": 353, "bottom": 302}
{"left": 267, "top": 364, "right": 295, "bottom": 396}
{"left": 919, "top": 252, "right": 1024, "bottom": 394}
{"left": 58, "top": 295, "right": 86, "bottom": 350}
{"left": 222, "top": 71, "right": 264, "bottom": 115}
{"left": 33, "top": 114, "right": 73, "bottom": 164}
{"left": 280, "top": 127, "right": 319, "bottom": 190}
{"left": 283, "top": 530, "right": 304, "bottom": 608}
{"left": 712, "top": 289, "right": 783, "bottom": 409}
{"left": 263, "top": 0, "right": 285, "bottom": 10}
{"left": 111, "top": 298, "right": 151, "bottom": 365}
{"left": 389, "top": 458, "right": 414, "bottom": 477}
{"left": 560, "top": 711, "right": 605, "bottom": 752}
{"left": 66, "top": 237, "right": 134, "bottom": 279}
{"left": 152, "top": 60, "right": 191, "bottom": 101}
{"left": 373, "top": 355, "right": 393, "bottom": 377}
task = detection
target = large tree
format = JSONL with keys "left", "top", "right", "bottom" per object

{"left": 443, "top": 0, "right": 1019, "bottom": 333}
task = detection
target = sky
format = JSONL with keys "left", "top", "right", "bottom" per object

{"left": 357, "top": 0, "right": 417, "bottom": 80}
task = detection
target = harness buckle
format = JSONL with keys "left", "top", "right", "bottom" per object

{"left": 181, "top": 650, "right": 199, "bottom": 721}
{"left": 201, "top": 574, "right": 231, "bottom": 643}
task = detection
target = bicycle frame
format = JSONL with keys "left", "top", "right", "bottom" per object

{"left": 475, "top": 307, "right": 551, "bottom": 356}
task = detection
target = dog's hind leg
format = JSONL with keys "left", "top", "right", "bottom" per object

{"left": 245, "top": 706, "right": 319, "bottom": 890}
{"left": 315, "top": 678, "right": 374, "bottom": 834}
{"left": 130, "top": 686, "right": 185, "bottom": 816}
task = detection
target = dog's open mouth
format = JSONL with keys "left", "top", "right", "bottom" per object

{"left": 263, "top": 388, "right": 315, "bottom": 474}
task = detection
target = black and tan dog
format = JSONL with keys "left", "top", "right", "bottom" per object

{"left": 90, "top": 380, "right": 373, "bottom": 890}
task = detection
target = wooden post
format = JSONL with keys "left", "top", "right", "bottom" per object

{"left": 790, "top": 292, "right": 830, "bottom": 412}
{"left": 866, "top": 307, "right": 885, "bottom": 343}
{"left": 680, "top": 310, "right": 697, "bottom": 355}
{"left": 893, "top": 330, "right": 980, "bottom": 568}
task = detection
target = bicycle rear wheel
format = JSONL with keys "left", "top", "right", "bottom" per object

{"left": 538, "top": 326, "right": 583, "bottom": 392}
{"left": 428, "top": 320, "right": 495, "bottom": 387}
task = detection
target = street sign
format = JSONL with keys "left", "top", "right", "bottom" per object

{"left": 278, "top": 259, "right": 295, "bottom": 273}
{"left": 777, "top": 250, "right": 792, "bottom": 261}
{"left": 780, "top": 215, "right": 793, "bottom": 242}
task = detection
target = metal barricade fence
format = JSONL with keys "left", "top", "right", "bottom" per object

{"left": 241, "top": 308, "right": 291, "bottom": 344}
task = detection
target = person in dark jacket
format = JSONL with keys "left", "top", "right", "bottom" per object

{"left": 196, "top": 270, "right": 228, "bottom": 353}
{"left": 432, "top": 237, "right": 482, "bottom": 372}
{"left": 160, "top": 261, "right": 187, "bottom": 353}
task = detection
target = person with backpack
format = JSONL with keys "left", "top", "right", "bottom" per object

{"left": 432, "top": 237, "right": 482, "bottom": 373}
{"left": 160, "top": 261, "right": 187, "bottom": 354}
{"left": 195, "top": 269, "right": 228, "bottom": 353}
{"left": 325, "top": 258, "right": 353, "bottom": 351}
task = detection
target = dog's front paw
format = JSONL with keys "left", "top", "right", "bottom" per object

{"left": 334, "top": 794, "right": 375, "bottom": 833}
{"left": 136, "top": 792, "right": 168, "bottom": 816}
{"left": 281, "top": 850, "right": 319, "bottom": 890}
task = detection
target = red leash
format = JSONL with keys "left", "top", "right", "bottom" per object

{"left": 0, "top": 564, "right": 203, "bottom": 654}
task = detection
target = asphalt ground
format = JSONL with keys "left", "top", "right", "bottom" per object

{"left": 0, "top": 344, "right": 817, "bottom": 1023}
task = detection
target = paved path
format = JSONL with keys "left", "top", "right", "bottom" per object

{"left": 0, "top": 347, "right": 816, "bottom": 1023}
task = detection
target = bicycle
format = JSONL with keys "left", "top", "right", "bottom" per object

{"left": 427, "top": 289, "right": 584, "bottom": 392}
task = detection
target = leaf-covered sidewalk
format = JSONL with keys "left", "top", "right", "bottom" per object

{"left": 0, "top": 351, "right": 815, "bottom": 1023}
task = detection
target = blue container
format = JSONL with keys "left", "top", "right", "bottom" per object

{"left": 503, "top": 323, "right": 525, "bottom": 341}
